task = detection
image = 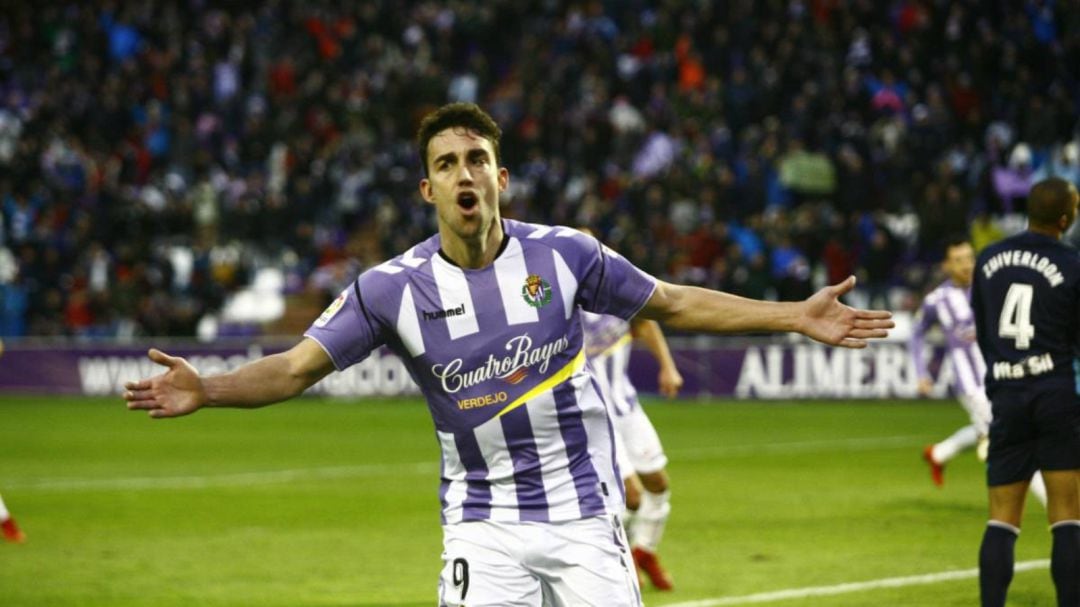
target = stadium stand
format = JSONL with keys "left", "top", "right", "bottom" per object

{"left": 1, "top": 1, "right": 1078, "bottom": 338}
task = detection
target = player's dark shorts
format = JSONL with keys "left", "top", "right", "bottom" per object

{"left": 986, "top": 382, "right": 1080, "bottom": 486}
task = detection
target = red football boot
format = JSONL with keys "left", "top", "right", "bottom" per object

{"left": 923, "top": 445, "right": 945, "bottom": 487}
{"left": 1, "top": 518, "right": 25, "bottom": 543}
{"left": 632, "top": 546, "right": 673, "bottom": 591}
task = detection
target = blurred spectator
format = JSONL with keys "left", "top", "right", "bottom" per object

{"left": 860, "top": 221, "right": 900, "bottom": 310}
{"left": 992, "top": 143, "right": 1036, "bottom": 214}
{"left": 778, "top": 138, "right": 836, "bottom": 204}
{"left": 1033, "top": 141, "right": 1080, "bottom": 185}
{"left": 971, "top": 211, "right": 1006, "bottom": 254}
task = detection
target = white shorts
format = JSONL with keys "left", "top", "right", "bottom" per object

{"left": 959, "top": 391, "right": 993, "bottom": 437}
{"left": 438, "top": 515, "right": 642, "bottom": 607}
{"left": 613, "top": 405, "right": 668, "bottom": 477}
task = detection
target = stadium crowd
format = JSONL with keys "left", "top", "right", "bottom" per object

{"left": 1, "top": 0, "right": 1078, "bottom": 338}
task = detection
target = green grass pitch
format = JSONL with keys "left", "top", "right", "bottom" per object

{"left": 0, "top": 396, "right": 1057, "bottom": 606}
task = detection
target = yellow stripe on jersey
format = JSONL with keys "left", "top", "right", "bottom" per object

{"left": 496, "top": 350, "right": 587, "bottom": 418}
{"left": 595, "top": 333, "right": 633, "bottom": 359}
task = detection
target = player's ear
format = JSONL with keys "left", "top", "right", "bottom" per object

{"left": 419, "top": 178, "right": 435, "bottom": 204}
{"left": 497, "top": 166, "right": 509, "bottom": 192}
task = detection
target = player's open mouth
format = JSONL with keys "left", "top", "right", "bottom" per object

{"left": 457, "top": 192, "right": 478, "bottom": 211}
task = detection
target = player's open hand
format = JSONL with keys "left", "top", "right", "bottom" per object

{"left": 916, "top": 377, "right": 934, "bottom": 397}
{"left": 800, "top": 276, "right": 893, "bottom": 348}
{"left": 123, "top": 349, "right": 208, "bottom": 418}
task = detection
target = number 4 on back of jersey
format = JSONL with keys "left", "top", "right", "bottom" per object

{"left": 999, "top": 283, "right": 1035, "bottom": 350}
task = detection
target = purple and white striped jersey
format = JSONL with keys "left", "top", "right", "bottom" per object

{"left": 581, "top": 311, "right": 640, "bottom": 417}
{"left": 304, "top": 219, "right": 657, "bottom": 524}
{"left": 910, "top": 279, "right": 988, "bottom": 397}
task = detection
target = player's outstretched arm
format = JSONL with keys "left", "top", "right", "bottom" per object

{"left": 638, "top": 275, "right": 893, "bottom": 348}
{"left": 124, "top": 338, "right": 336, "bottom": 418}
{"left": 630, "top": 318, "right": 683, "bottom": 398}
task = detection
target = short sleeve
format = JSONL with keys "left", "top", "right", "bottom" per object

{"left": 303, "top": 274, "right": 386, "bottom": 370}
{"left": 566, "top": 232, "right": 657, "bottom": 320}
{"left": 912, "top": 299, "right": 937, "bottom": 337}
{"left": 909, "top": 301, "right": 936, "bottom": 380}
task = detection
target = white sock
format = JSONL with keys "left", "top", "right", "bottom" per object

{"left": 0, "top": 494, "right": 9, "bottom": 522}
{"left": 630, "top": 490, "right": 670, "bottom": 552}
{"left": 932, "top": 425, "right": 978, "bottom": 464}
{"left": 1029, "top": 471, "right": 1048, "bottom": 507}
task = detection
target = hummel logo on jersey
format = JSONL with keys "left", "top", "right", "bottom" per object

{"left": 522, "top": 274, "right": 553, "bottom": 308}
{"left": 423, "top": 303, "right": 466, "bottom": 321}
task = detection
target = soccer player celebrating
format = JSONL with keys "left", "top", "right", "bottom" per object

{"left": 972, "top": 177, "right": 1080, "bottom": 607}
{"left": 912, "top": 236, "right": 1046, "bottom": 506}
{"left": 0, "top": 492, "right": 26, "bottom": 543}
{"left": 124, "top": 103, "right": 893, "bottom": 606}
{"left": 582, "top": 311, "right": 681, "bottom": 591}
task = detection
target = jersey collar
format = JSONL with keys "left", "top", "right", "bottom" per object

{"left": 436, "top": 220, "right": 511, "bottom": 269}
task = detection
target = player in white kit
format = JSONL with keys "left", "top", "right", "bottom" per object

{"left": 582, "top": 311, "right": 681, "bottom": 590}
{"left": 124, "top": 103, "right": 893, "bottom": 606}
{"left": 911, "top": 237, "right": 1046, "bottom": 505}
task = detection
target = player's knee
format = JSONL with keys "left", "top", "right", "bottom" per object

{"left": 639, "top": 470, "right": 669, "bottom": 494}
{"left": 624, "top": 478, "right": 642, "bottom": 511}
{"left": 1044, "top": 471, "right": 1080, "bottom": 522}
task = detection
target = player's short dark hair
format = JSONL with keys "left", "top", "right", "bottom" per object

{"left": 1028, "top": 177, "right": 1077, "bottom": 228}
{"left": 416, "top": 103, "right": 502, "bottom": 176}
{"left": 942, "top": 234, "right": 971, "bottom": 256}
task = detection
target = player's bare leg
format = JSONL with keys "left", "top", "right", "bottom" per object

{"left": 623, "top": 473, "right": 643, "bottom": 529}
{"left": 630, "top": 469, "right": 673, "bottom": 591}
{"left": 621, "top": 473, "right": 645, "bottom": 588}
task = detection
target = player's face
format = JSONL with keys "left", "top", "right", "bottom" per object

{"left": 942, "top": 242, "right": 975, "bottom": 287}
{"left": 1065, "top": 185, "right": 1079, "bottom": 229}
{"left": 419, "top": 127, "right": 508, "bottom": 243}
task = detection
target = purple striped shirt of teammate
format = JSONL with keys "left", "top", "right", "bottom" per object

{"left": 911, "top": 237, "right": 995, "bottom": 487}
{"left": 910, "top": 273, "right": 987, "bottom": 400}
{"left": 909, "top": 236, "right": 989, "bottom": 417}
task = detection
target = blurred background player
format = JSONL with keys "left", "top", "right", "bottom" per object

{"left": 972, "top": 177, "right": 1080, "bottom": 607}
{"left": 582, "top": 310, "right": 682, "bottom": 591}
{"left": 911, "top": 236, "right": 1046, "bottom": 506}
{"left": 0, "top": 492, "right": 25, "bottom": 543}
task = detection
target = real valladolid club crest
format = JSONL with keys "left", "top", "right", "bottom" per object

{"left": 522, "top": 274, "right": 553, "bottom": 308}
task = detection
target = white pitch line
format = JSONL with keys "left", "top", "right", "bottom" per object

{"left": 667, "top": 435, "right": 925, "bottom": 461}
{"left": 657, "top": 560, "right": 1051, "bottom": 607}
{"left": 6, "top": 434, "right": 924, "bottom": 492}
{"left": 7, "top": 462, "right": 438, "bottom": 491}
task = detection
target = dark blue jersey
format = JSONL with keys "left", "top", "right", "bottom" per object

{"left": 972, "top": 231, "right": 1080, "bottom": 391}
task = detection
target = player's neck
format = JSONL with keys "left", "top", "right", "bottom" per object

{"left": 439, "top": 220, "right": 506, "bottom": 269}
{"left": 1027, "top": 224, "right": 1062, "bottom": 240}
